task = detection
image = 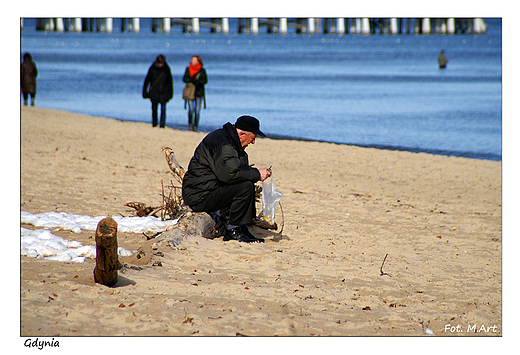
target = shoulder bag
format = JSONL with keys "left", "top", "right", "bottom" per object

{"left": 183, "top": 71, "right": 200, "bottom": 101}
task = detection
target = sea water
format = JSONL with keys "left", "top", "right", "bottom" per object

{"left": 20, "top": 18, "right": 502, "bottom": 160}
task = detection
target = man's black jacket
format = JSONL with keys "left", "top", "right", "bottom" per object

{"left": 182, "top": 122, "right": 261, "bottom": 208}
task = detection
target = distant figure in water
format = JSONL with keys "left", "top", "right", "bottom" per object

{"left": 438, "top": 50, "right": 448, "bottom": 69}
{"left": 21, "top": 52, "right": 38, "bottom": 106}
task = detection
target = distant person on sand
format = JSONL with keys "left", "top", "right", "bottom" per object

{"left": 438, "top": 50, "right": 448, "bottom": 69}
{"left": 182, "top": 115, "right": 271, "bottom": 243}
{"left": 182, "top": 55, "right": 208, "bottom": 132}
{"left": 21, "top": 52, "right": 38, "bottom": 106}
{"left": 142, "top": 54, "right": 173, "bottom": 128}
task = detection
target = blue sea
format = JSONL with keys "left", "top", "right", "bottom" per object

{"left": 20, "top": 18, "right": 502, "bottom": 161}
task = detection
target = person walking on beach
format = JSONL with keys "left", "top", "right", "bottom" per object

{"left": 182, "top": 115, "right": 271, "bottom": 243}
{"left": 143, "top": 54, "right": 173, "bottom": 128}
{"left": 438, "top": 50, "right": 448, "bottom": 69}
{"left": 21, "top": 52, "right": 38, "bottom": 106}
{"left": 182, "top": 55, "right": 208, "bottom": 132}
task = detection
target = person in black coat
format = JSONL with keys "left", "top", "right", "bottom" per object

{"left": 21, "top": 53, "right": 38, "bottom": 106}
{"left": 182, "top": 115, "right": 271, "bottom": 243}
{"left": 143, "top": 54, "right": 173, "bottom": 128}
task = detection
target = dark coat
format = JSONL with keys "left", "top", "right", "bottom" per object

{"left": 21, "top": 60, "right": 38, "bottom": 94}
{"left": 143, "top": 62, "right": 173, "bottom": 104}
{"left": 182, "top": 122, "right": 261, "bottom": 207}
{"left": 182, "top": 67, "right": 208, "bottom": 98}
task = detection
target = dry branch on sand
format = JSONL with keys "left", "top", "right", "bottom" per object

{"left": 125, "top": 147, "right": 186, "bottom": 220}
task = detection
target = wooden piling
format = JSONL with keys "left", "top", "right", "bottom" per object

{"left": 73, "top": 18, "right": 82, "bottom": 32}
{"left": 251, "top": 18, "right": 259, "bottom": 34}
{"left": 308, "top": 18, "right": 315, "bottom": 34}
{"left": 422, "top": 18, "right": 431, "bottom": 34}
{"left": 25, "top": 17, "right": 487, "bottom": 35}
{"left": 280, "top": 18, "right": 287, "bottom": 34}
{"left": 164, "top": 18, "right": 171, "bottom": 33}
{"left": 337, "top": 18, "right": 345, "bottom": 34}
{"left": 361, "top": 18, "right": 370, "bottom": 34}
{"left": 390, "top": 18, "right": 398, "bottom": 34}
{"left": 56, "top": 18, "right": 65, "bottom": 32}
{"left": 323, "top": 18, "right": 330, "bottom": 34}
{"left": 93, "top": 217, "right": 121, "bottom": 287}
{"left": 222, "top": 18, "right": 229, "bottom": 34}
{"left": 447, "top": 18, "right": 455, "bottom": 34}
{"left": 237, "top": 18, "right": 245, "bottom": 33}
{"left": 192, "top": 18, "right": 200, "bottom": 33}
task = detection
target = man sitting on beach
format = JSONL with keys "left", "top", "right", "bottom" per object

{"left": 182, "top": 115, "right": 272, "bottom": 243}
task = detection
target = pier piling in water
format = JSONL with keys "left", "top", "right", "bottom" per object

{"left": 23, "top": 18, "right": 487, "bottom": 35}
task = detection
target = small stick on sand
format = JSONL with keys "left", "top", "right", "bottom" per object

{"left": 379, "top": 253, "right": 391, "bottom": 277}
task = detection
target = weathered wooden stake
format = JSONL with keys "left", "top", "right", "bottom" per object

{"left": 93, "top": 217, "right": 121, "bottom": 287}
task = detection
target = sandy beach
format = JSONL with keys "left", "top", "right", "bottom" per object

{"left": 19, "top": 106, "right": 501, "bottom": 339}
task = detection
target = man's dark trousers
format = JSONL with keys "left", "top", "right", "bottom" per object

{"left": 152, "top": 102, "right": 166, "bottom": 128}
{"left": 190, "top": 181, "right": 255, "bottom": 226}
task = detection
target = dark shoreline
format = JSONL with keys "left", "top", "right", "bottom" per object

{"left": 267, "top": 133, "right": 502, "bottom": 161}
{"left": 126, "top": 118, "right": 502, "bottom": 162}
{"left": 32, "top": 106, "right": 500, "bottom": 162}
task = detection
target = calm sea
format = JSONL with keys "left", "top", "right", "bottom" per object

{"left": 20, "top": 18, "right": 502, "bottom": 160}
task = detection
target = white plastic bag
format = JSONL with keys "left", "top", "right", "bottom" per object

{"left": 262, "top": 178, "right": 283, "bottom": 225}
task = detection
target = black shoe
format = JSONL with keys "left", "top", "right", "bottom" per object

{"left": 224, "top": 227, "right": 260, "bottom": 243}
{"left": 241, "top": 225, "right": 264, "bottom": 243}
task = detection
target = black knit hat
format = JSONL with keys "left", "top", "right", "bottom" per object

{"left": 235, "top": 115, "right": 266, "bottom": 137}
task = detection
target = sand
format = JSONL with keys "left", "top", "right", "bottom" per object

{"left": 19, "top": 106, "right": 502, "bottom": 339}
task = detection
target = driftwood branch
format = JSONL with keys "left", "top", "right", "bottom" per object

{"left": 126, "top": 148, "right": 186, "bottom": 220}
{"left": 125, "top": 202, "right": 158, "bottom": 217}
{"left": 163, "top": 147, "right": 185, "bottom": 184}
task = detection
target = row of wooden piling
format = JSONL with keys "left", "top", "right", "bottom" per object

{"left": 21, "top": 18, "right": 487, "bottom": 35}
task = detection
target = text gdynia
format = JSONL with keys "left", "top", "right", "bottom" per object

{"left": 24, "top": 338, "right": 60, "bottom": 350}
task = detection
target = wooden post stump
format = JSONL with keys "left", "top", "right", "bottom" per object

{"left": 93, "top": 217, "right": 121, "bottom": 287}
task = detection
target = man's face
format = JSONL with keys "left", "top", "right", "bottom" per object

{"left": 238, "top": 131, "right": 257, "bottom": 149}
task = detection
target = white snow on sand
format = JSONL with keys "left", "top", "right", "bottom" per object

{"left": 21, "top": 211, "right": 178, "bottom": 233}
{"left": 21, "top": 211, "right": 179, "bottom": 263}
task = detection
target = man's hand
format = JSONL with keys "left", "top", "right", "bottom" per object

{"left": 259, "top": 167, "right": 272, "bottom": 181}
